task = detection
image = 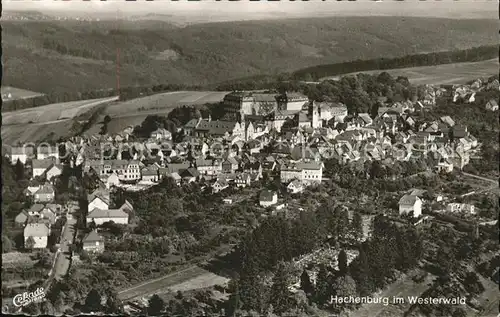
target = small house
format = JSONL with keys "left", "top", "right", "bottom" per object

{"left": 287, "top": 179, "right": 304, "bottom": 194}
{"left": 24, "top": 223, "right": 50, "bottom": 249}
{"left": 82, "top": 230, "right": 105, "bottom": 253}
{"left": 398, "top": 195, "right": 422, "bottom": 218}
{"left": 15, "top": 211, "right": 30, "bottom": 227}
{"left": 86, "top": 208, "right": 129, "bottom": 226}
{"left": 34, "top": 184, "right": 55, "bottom": 203}
{"left": 259, "top": 190, "right": 278, "bottom": 208}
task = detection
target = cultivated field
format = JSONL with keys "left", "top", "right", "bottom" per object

{"left": 85, "top": 91, "right": 229, "bottom": 136}
{"left": 1, "top": 96, "right": 118, "bottom": 145}
{"left": 117, "top": 265, "right": 228, "bottom": 301}
{"left": 1, "top": 86, "right": 44, "bottom": 101}
{"left": 321, "top": 59, "right": 499, "bottom": 85}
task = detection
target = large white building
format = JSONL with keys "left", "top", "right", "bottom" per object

{"left": 223, "top": 91, "right": 309, "bottom": 117}
{"left": 280, "top": 162, "right": 323, "bottom": 184}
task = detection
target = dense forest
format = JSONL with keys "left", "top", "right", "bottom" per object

{"left": 3, "top": 17, "right": 497, "bottom": 94}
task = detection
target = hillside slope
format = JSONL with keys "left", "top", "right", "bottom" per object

{"left": 2, "top": 17, "right": 497, "bottom": 94}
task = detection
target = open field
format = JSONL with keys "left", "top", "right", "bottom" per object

{"left": 321, "top": 59, "right": 499, "bottom": 85}
{"left": 1, "top": 86, "right": 44, "bottom": 101}
{"left": 2, "top": 96, "right": 118, "bottom": 126}
{"left": 1, "top": 96, "right": 118, "bottom": 145}
{"left": 84, "top": 91, "right": 229, "bottom": 136}
{"left": 117, "top": 265, "right": 227, "bottom": 301}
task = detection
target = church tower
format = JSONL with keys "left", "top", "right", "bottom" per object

{"left": 312, "top": 102, "right": 321, "bottom": 129}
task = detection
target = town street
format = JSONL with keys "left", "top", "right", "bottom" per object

{"left": 52, "top": 203, "right": 78, "bottom": 281}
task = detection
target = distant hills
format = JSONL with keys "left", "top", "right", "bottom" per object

{"left": 2, "top": 16, "right": 498, "bottom": 94}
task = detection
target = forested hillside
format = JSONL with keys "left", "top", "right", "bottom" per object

{"left": 3, "top": 17, "right": 497, "bottom": 94}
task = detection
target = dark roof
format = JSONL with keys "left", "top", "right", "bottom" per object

{"left": 259, "top": 190, "right": 277, "bottom": 202}
{"left": 83, "top": 231, "right": 105, "bottom": 243}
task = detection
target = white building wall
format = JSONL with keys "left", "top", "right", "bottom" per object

{"left": 32, "top": 168, "right": 46, "bottom": 178}
{"left": 88, "top": 198, "right": 109, "bottom": 212}
{"left": 11, "top": 154, "right": 28, "bottom": 165}
{"left": 25, "top": 236, "right": 48, "bottom": 249}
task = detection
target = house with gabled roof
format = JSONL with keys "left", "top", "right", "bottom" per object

{"left": 398, "top": 195, "right": 422, "bottom": 218}
{"left": 40, "top": 206, "right": 57, "bottom": 225}
{"left": 212, "top": 179, "right": 229, "bottom": 193}
{"left": 180, "top": 167, "right": 200, "bottom": 183}
{"left": 88, "top": 193, "right": 110, "bottom": 212}
{"left": 32, "top": 159, "right": 56, "bottom": 179}
{"left": 141, "top": 165, "right": 159, "bottom": 182}
{"left": 120, "top": 200, "right": 134, "bottom": 213}
{"left": 259, "top": 190, "right": 278, "bottom": 208}
{"left": 24, "top": 223, "right": 50, "bottom": 249}
{"left": 34, "top": 184, "right": 55, "bottom": 203}
{"left": 435, "top": 158, "right": 454, "bottom": 174}
{"left": 287, "top": 179, "right": 304, "bottom": 194}
{"left": 45, "top": 163, "right": 64, "bottom": 181}
{"left": 100, "top": 172, "right": 120, "bottom": 189}
{"left": 440, "top": 116, "right": 455, "bottom": 127}
{"left": 485, "top": 99, "right": 498, "bottom": 111}
{"left": 82, "top": 230, "right": 105, "bottom": 253}
{"left": 87, "top": 208, "right": 129, "bottom": 226}
{"left": 15, "top": 211, "right": 30, "bottom": 227}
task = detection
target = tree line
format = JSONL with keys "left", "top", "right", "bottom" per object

{"left": 214, "top": 45, "right": 497, "bottom": 91}
{"left": 2, "top": 84, "right": 201, "bottom": 113}
{"left": 227, "top": 214, "right": 423, "bottom": 314}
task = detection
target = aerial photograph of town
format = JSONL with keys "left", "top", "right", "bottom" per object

{"left": 1, "top": 0, "right": 498, "bottom": 316}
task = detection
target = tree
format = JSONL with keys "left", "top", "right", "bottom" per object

{"left": 14, "top": 159, "right": 25, "bottom": 180}
{"left": 463, "top": 272, "right": 484, "bottom": 295}
{"left": 334, "top": 206, "right": 350, "bottom": 243}
{"left": 269, "top": 262, "right": 293, "bottom": 315}
{"left": 104, "top": 287, "right": 124, "bottom": 314}
{"left": 332, "top": 275, "right": 357, "bottom": 309}
{"left": 41, "top": 300, "right": 56, "bottom": 315}
{"left": 238, "top": 255, "right": 266, "bottom": 312}
{"left": 300, "top": 269, "right": 314, "bottom": 297}
{"left": 226, "top": 280, "right": 242, "bottom": 317}
{"left": 84, "top": 288, "right": 102, "bottom": 313}
{"left": 25, "top": 236, "right": 36, "bottom": 251}
{"left": 350, "top": 246, "right": 373, "bottom": 296}
{"left": 103, "top": 115, "right": 112, "bottom": 124}
{"left": 148, "top": 294, "right": 165, "bottom": 316}
{"left": 337, "top": 250, "right": 348, "bottom": 276}
{"left": 314, "top": 265, "right": 330, "bottom": 306}
{"left": 350, "top": 211, "right": 363, "bottom": 243}
{"left": 2, "top": 235, "right": 13, "bottom": 253}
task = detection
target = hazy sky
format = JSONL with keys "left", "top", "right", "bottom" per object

{"left": 3, "top": 0, "right": 498, "bottom": 19}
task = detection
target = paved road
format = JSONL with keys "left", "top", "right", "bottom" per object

{"left": 462, "top": 172, "right": 498, "bottom": 185}
{"left": 118, "top": 265, "right": 203, "bottom": 301}
{"left": 53, "top": 204, "right": 78, "bottom": 281}
{"left": 118, "top": 244, "right": 235, "bottom": 301}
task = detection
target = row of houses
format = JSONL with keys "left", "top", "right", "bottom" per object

{"left": 79, "top": 187, "right": 135, "bottom": 254}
